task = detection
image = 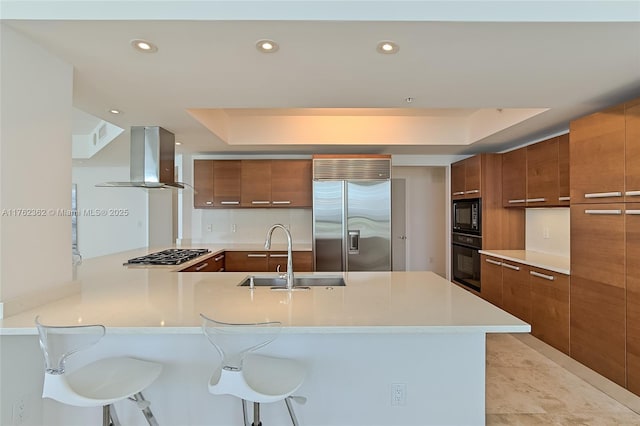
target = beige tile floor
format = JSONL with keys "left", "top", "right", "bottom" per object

{"left": 486, "top": 333, "right": 640, "bottom": 425}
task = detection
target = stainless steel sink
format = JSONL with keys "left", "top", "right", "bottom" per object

{"left": 238, "top": 275, "right": 346, "bottom": 288}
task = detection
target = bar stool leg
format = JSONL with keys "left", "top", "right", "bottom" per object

{"left": 285, "top": 397, "right": 299, "bottom": 426}
{"left": 108, "top": 404, "right": 121, "bottom": 426}
{"left": 252, "top": 401, "right": 262, "bottom": 426}
{"left": 102, "top": 406, "right": 110, "bottom": 426}
{"left": 242, "top": 399, "right": 250, "bottom": 426}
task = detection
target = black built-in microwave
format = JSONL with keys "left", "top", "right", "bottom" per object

{"left": 452, "top": 198, "right": 481, "bottom": 235}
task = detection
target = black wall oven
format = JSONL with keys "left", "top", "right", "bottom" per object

{"left": 451, "top": 232, "right": 482, "bottom": 292}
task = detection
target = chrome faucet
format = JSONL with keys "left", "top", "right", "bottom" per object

{"left": 264, "top": 224, "right": 295, "bottom": 290}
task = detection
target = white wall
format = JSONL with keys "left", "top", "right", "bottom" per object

{"left": 194, "top": 208, "right": 312, "bottom": 245}
{"left": 0, "top": 24, "right": 73, "bottom": 310}
{"left": 525, "top": 208, "right": 570, "bottom": 257}
{"left": 71, "top": 166, "right": 148, "bottom": 259}
{"left": 392, "top": 167, "right": 447, "bottom": 275}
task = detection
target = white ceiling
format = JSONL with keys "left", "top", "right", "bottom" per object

{"left": 3, "top": 1, "right": 640, "bottom": 165}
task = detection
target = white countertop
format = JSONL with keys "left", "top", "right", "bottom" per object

{"left": 478, "top": 250, "right": 570, "bottom": 275}
{"left": 0, "top": 247, "right": 529, "bottom": 335}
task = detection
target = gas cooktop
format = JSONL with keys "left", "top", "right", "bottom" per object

{"left": 124, "top": 248, "right": 210, "bottom": 266}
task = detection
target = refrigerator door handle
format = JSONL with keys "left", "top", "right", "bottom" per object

{"left": 348, "top": 230, "right": 360, "bottom": 254}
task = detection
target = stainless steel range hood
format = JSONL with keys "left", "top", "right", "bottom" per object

{"left": 97, "top": 126, "right": 184, "bottom": 189}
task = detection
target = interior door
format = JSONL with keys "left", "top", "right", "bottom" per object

{"left": 391, "top": 178, "right": 406, "bottom": 271}
{"left": 347, "top": 180, "right": 391, "bottom": 271}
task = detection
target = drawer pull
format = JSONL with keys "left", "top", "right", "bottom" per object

{"left": 195, "top": 262, "right": 209, "bottom": 271}
{"left": 214, "top": 255, "right": 225, "bottom": 262}
{"left": 271, "top": 200, "right": 291, "bottom": 205}
{"left": 465, "top": 189, "right": 480, "bottom": 194}
{"left": 205, "top": 201, "right": 213, "bottom": 205}
{"left": 220, "top": 201, "right": 240, "bottom": 205}
{"left": 270, "top": 254, "right": 289, "bottom": 258}
{"left": 584, "top": 191, "right": 622, "bottom": 199}
{"left": 585, "top": 209, "right": 622, "bottom": 215}
{"left": 485, "top": 258, "right": 502, "bottom": 266}
{"left": 626, "top": 191, "right": 640, "bottom": 197}
{"left": 218, "top": 267, "right": 225, "bottom": 272}
{"left": 530, "top": 271, "right": 555, "bottom": 281}
{"left": 247, "top": 253, "right": 267, "bottom": 258}
{"left": 508, "top": 199, "right": 526, "bottom": 204}
{"left": 251, "top": 201, "right": 271, "bottom": 205}
{"left": 526, "top": 198, "right": 546, "bottom": 203}
{"left": 626, "top": 210, "right": 640, "bottom": 215}
{"left": 452, "top": 191, "right": 465, "bottom": 196}
{"left": 502, "top": 263, "right": 520, "bottom": 271}
{"left": 558, "top": 196, "right": 571, "bottom": 202}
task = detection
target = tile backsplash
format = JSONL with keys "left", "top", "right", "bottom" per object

{"left": 193, "top": 208, "right": 312, "bottom": 245}
{"left": 525, "top": 208, "right": 570, "bottom": 257}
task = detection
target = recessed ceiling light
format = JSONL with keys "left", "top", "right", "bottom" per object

{"left": 130, "top": 39, "right": 158, "bottom": 53}
{"left": 377, "top": 41, "right": 399, "bottom": 54}
{"left": 256, "top": 39, "right": 279, "bottom": 53}
{"left": 109, "top": 108, "right": 121, "bottom": 114}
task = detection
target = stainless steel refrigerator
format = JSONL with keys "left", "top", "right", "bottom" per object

{"left": 312, "top": 157, "right": 391, "bottom": 271}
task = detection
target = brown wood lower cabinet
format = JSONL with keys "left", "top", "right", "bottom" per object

{"left": 530, "top": 268, "right": 570, "bottom": 355}
{"left": 225, "top": 251, "right": 313, "bottom": 272}
{"left": 268, "top": 252, "right": 313, "bottom": 272}
{"left": 480, "top": 255, "right": 503, "bottom": 306}
{"left": 570, "top": 203, "right": 626, "bottom": 387}
{"left": 501, "top": 262, "right": 531, "bottom": 323}
{"left": 627, "top": 203, "right": 640, "bottom": 393}
{"left": 179, "top": 252, "right": 225, "bottom": 272}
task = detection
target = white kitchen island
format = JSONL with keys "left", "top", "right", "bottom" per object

{"left": 0, "top": 248, "right": 529, "bottom": 426}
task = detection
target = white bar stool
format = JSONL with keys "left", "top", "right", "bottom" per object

{"left": 200, "top": 313, "right": 307, "bottom": 426}
{"left": 35, "top": 316, "right": 162, "bottom": 426}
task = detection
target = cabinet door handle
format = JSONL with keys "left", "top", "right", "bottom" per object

{"left": 270, "top": 254, "right": 288, "bottom": 258}
{"left": 508, "top": 199, "right": 526, "bottom": 204}
{"left": 271, "top": 201, "right": 291, "bottom": 205}
{"left": 247, "top": 253, "right": 267, "bottom": 258}
{"left": 530, "top": 270, "right": 555, "bottom": 281}
{"left": 251, "top": 201, "right": 271, "bottom": 205}
{"left": 502, "top": 263, "right": 520, "bottom": 271}
{"left": 584, "top": 191, "right": 622, "bottom": 199}
{"left": 195, "top": 262, "right": 209, "bottom": 271}
{"left": 558, "top": 196, "right": 571, "bottom": 202}
{"left": 626, "top": 210, "right": 640, "bottom": 215}
{"left": 220, "top": 201, "right": 240, "bottom": 205}
{"left": 218, "top": 267, "right": 225, "bottom": 272}
{"left": 452, "top": 191, "right": 465, "bottom": 196}
{"left": 485, "top": 258, "right": 502, "bottom": 266}
{"left": 465, "top": 189, "right": 480, "bottom": 194}
{"left": 526, "top": 198, "right": 546, "bottom": 203}
{"left": 626, "top": 191, "right": 640, "bottom": 197}
{"left": 214, "top": 255, "right": 225, "bottom": 262}
{"left": 205, "top": 201, "right": 213, "bottom": 205}
{"left": 585, "top": 209, "right": 622, "bottom": 215}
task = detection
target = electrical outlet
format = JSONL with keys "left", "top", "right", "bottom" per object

{"left": 543, "top": 227, "right": 550, "bottom": 239}
{"left": 12, "top": 396, "right": 27, "bottom": 425}
{"left": 206, "top": 224, "right": 212, "bottom": 232}
{"left": 232, "top": 224, "right": 237, "bottom": 233}
{"left": 391, "top": 383, "right": 406, "bottom": 406}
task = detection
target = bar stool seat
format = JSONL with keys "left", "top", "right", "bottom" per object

{"left": 35, "top": 316, "right": 162, "bottom": 426}
{"left": 201, "top": 313, "right": 307, "bottom": 426}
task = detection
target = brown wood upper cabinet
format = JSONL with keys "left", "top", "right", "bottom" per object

{"left": 193, "top": 160, "right": 215, "bottom": 207}
{"left": 270, "top": 160, "right": 312, "bottom": 207}
{"left": 451, "top": 155, "right": 481, "bottom": 199}
{"left": 241, "top": 160, "right": 272, "bottom": 207}
{"left": 502, "top": 134, "right": 569, "bottom": 208}
{"left": 626, "top": 98, "right": 640, "bottom": 201}
{"left": 570, "top": 104, "right": 626, "bottom": 204}
{"left": 194, "top": 159, "right": 312, "bottom": 208}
